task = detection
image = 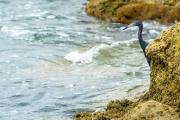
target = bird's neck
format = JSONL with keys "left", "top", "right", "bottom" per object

{"left": 138, "top": 26, "right": 147, "bottom": 53}
{"left": 137, "top": 23, "right": 151, "bottom": 66}
{"left": 138, "top": 27, "right": 142, "bottom": 40}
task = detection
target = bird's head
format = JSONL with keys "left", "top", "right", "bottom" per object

{"left": 122, "top": 20, "right": 143, "bottom": 30}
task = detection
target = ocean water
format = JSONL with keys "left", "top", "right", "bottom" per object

{"left": 0, "top": 0, "right": 167, "bottom": 120}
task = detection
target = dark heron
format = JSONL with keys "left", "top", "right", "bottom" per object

{"left": 123, "top": 20, "right": 151, "bottom": 66}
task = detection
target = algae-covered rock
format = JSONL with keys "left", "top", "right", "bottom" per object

{"left": 105, "top": 99, "right": 133, "bottom": 118}
{"left": 75, "top": 112, "right": 92, "bottom": 120}
{"left": 74, "top": 100, "right": 179, "bottom": 120}
{"left": 85, "top": 0, "right": 180, "bottom": 24}
{"left": 146, "top": 23, "right": 180, "bottom": 108}
{"left": 123, "top": 100, "right": 179, "bottom": 120}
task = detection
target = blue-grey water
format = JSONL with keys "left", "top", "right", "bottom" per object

{"left": 0, "top": 0, "right": 167, "bottom": 120}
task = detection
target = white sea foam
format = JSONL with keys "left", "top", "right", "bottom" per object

{"left": 64, "top": 39, "right": 137, "bottom": 64}
{"left": 46, "top": 15, "right": 56, "bottom": 19}
{"left": 111, "top": 38, "right": 137, "bottom": 47}
{"left": 29, "top": 11, "right": 49, "bottom": 18}
{"left": 18, "top": 3, "right": 32, "bottom": 10}
{"left": 64, "top": 44, "right": 109, "bottom": 63}
{"left": 149, "top": 29, "right": 160, "bottom": 35}
{"left": 57, "top": 32, "right": 69, "bottom": 38}
{"left": 1, "top": 26, "right": 30, "bottom": 37}
{"left": 143, "top": 21, "right": 168, "bottom": 30}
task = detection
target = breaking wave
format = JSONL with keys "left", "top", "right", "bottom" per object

{"left": 64, "top": 39, "right": 137, "bottom": 64}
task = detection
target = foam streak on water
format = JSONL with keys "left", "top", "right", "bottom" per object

{"left": 0, "top": 0, "right": 167, "bottom": 120}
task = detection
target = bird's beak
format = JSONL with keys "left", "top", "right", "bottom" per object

{"left": 122, "top": 25, "right": 128, "bottom": 30}
{"left": 122, "top": 23, "right": 134, "bottom": 30}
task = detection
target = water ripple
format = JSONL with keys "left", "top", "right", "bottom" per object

{"left": 31, "top": 92, "right": 46, "bottom": 101}
{"left": 13, "top": 102, "right": 30, "bottom": 107}
{"left": 38, "top": 106, "right": 59, "bottom": 113}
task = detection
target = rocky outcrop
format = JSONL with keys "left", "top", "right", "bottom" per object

{"left": 75, "top": 100, "right": 179, "bottom": 120}
{"left": 74, "top": 23, "right": 180, "bottom": 120}
{"left": 146, "top": 22, "right": 180, "bottom": 108}
{"left": 123, "top": 100, "right": 179, "bottom": 120}
{"left": 85, "top": 0, "right": 180, "bottom": 24}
